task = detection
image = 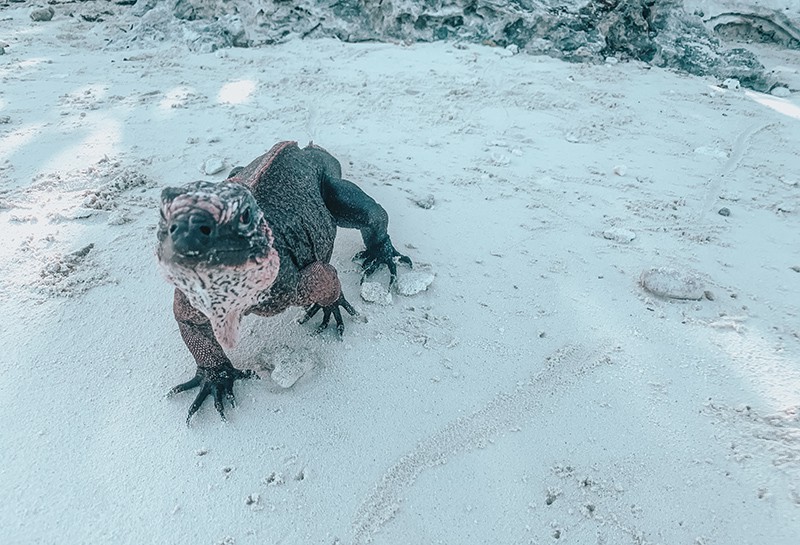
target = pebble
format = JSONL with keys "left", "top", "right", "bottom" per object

{"left": 30, "top": 6, "right": 55, "bottom": 22}
{"left": 395, "top": 270, "right": 435, "bottom": 296}
{"left": 693, "top": 147, "right": 728, "bottom": 159}
{"left": 66, "top": 207, "right": 97, "bottom": 220}
{"left": 505, "top": 44, "right": 519, "bottom": 55}
{"left": 613, "top": 164, "right": 627, "bottom": 176}
{"left": 107, "top": 209, "right": 131, "bottom": 225}
{"left": 640, "top": 267, "right": 707, "bottom": 300}
{"left": 605, "top": 56, "right": 619, "bottom": 65}
{"left": 771, "top": 86, "right": 791, "bottom": 98}
{"left": 602, "top": 227, "right": 636, "bottom": 243}
{"left": 202, "top": 156, "right": 226, "bottom": 176}
{"left": 270, "top": 358, "right": 312, "bottom": 389}
{"left": 721, "top": 78, "right": 740, "bottom": 90}
{"left": 413, "top": 194, "right": 435, "bottom": 209}
{"left": 718, "top": 207, "right": 731, "bottom": 217}
{"left": 360, "top": 281, "right": 392, "bottom": 305}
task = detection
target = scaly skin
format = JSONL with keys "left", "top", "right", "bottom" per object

{"left": 157, "top": 141, "right": 412, "bottom": 423}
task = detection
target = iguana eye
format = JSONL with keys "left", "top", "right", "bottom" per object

{"left": 239, "top": 207, "right": 251, "bottom": 225}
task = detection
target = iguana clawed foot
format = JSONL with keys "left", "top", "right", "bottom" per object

{"left": 168, "top": 364, "right": 257, "bottom": 424}
{"left": 299, "top": 293, "right": 358, "bottom": 336}
{"left": 354, "top": 236, "right": 413, "bottom": 285}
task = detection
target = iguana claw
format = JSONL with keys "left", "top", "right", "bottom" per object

{"left": 168, "top": 365, "right": 257, "bottom": 424}
{"left": 354, "top": 236, "right": 413, "bottom": 286}
{"left": 299, "top": 293, "right": 358, "bottom": 337}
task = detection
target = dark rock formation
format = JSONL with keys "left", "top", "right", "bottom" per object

{"left": 115, "top": 0, "right": 793, "bottom": 90}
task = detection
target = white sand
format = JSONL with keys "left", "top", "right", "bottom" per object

{"left": 1, "top": 5, "right": 799, "bottom": 545}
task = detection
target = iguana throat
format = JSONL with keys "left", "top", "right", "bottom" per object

{"left": 160, "top": 247, "right": 280, "bottom": 349}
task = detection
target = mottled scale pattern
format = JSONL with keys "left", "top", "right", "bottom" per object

{"left": 161, "top": 227, "right": 280, "bottom": 349}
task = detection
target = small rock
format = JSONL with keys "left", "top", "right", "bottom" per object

{"left": 791, "top": 266, "right": 800, "bottom": 273}
{"left": 30, "top": 6, "right": 55, "bottom": 21}
{"left": 505, "top": 44, "right": 519, "bottom": 55}
{"left": 720, "top": 78, "right": 740, "bottom": 90}
{"left": 413, "top": 194, "right": 435, "bottom": 209}
{"left": 640, "top": 267, "right": 707, "bottom": 300}
{"left": 66, "top": 207, "right": 97, "bottom": 220}
{"left": 202, "top": 157, "right": 225, "bottom": 176}
{"left": 770, "top": 86, "right": 791, "bottom": 98}
{"left": 602, "top": 227, "right": 636, "bottom": 243}
{"left": 107, "top": 209, "right": 131, "bottom": 225}
{"left": 395, "top": 270, "right": 435, "bottom": 296}
{"left": 613, "top": 165, "right": 627, "bottom": 176}
{"left": 605, "top": 56, "right": 619, "bottom": 65}
{"left": 545, "top": 487, "right": 561, "bottom": 505}
{"left": 718, "top": 207, "right": 731, "bottom": 217}
{"left": 360, "top": 281, "right": 392, "bottom": 305}
{"left": 263, "top": 472, "right": 284, "bottom": 486}
{"left": 694, "top": 147, "right": 728, "bottom": 159}
{"left": 245, "top": 493, "right": 260, "bottom": 506}
{"left": 270, "top": 358, "right": 312, "bottom": 389}
{"left": 0, "top": 116, "right": 11, "bottom": 124}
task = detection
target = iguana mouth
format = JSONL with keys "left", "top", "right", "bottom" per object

{"left": 162, "top": 235, "right": 266, "bottom": 269}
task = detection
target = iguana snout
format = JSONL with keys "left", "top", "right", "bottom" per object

{"left": 167, "top": 208, "right": 217, "bottom": 257}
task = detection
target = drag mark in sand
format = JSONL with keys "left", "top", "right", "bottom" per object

{"left": 350, "top": 343, "right": 615, "bottom": 544}
{"left": 696, "top": 122, "right": 775, "bottom": 222}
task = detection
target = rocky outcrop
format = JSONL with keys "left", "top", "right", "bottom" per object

{"left": 103, "top": 0, "right": 796, "bottom": 90}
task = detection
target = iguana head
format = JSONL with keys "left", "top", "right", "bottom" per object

{"left": 157, "top": 180, "right": 280, "bottom": 348}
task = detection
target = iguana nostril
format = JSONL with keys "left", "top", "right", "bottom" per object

{"left": 199, "top": 225, "right": 212, "bottom": 236}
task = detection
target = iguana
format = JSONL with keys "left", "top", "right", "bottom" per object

{"left": 157, "top": 141, "right": 411, "bottom": 423}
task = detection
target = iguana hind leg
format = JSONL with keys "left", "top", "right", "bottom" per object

{"left": 320, "top": 175, "right": 412, "bottom": 285}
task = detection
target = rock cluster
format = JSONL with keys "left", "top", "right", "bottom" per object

{"left": 60, "top": 0, "right": 800, "bottom": 90}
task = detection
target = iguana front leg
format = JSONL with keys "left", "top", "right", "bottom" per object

{"left": 168, "top": 289, "right": 255, "bottom": 424}
{"left": 295, "top": 262, "right": 358, "bottom": 336}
